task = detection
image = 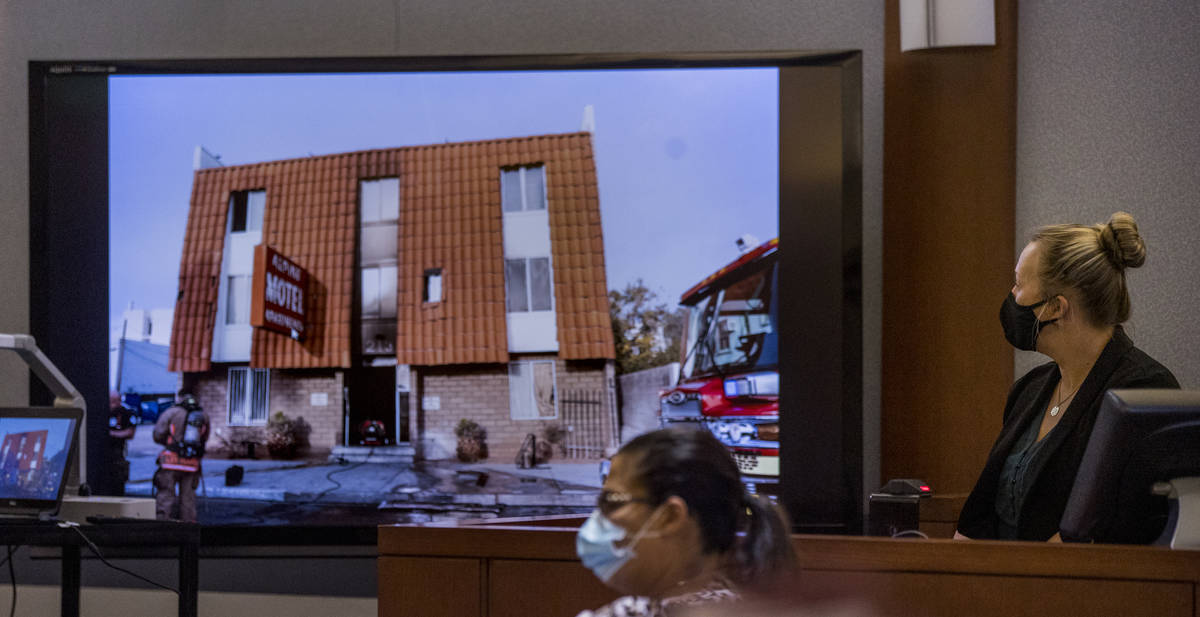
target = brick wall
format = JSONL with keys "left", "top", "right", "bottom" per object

{"left": 191, "top": 357, "right": 614, "bottom": 462}
{"left": 268, "top": 369, "right": 344, "bottom": 454}
{"left": 415, "top": 355, "right": 614, "bottom": 461}
{"left": 191, "top": 368, "right": 233, "bottom": 457}
{"left": 188, "top": 366, "right": 343, "bottom": 458}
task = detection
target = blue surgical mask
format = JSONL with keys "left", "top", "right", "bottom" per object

{"left": 575, "top": 507, "right": 661, "bottom": 583}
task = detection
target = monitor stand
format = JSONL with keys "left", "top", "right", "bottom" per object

{"left": 1154, "top": 477, "right": 1200, "bottom": 549}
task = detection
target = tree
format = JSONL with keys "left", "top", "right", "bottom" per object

{"left": 609, "top": 280, "right": 686, "bottom": 374}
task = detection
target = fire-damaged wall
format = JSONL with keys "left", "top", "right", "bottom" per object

{"left": 268, "top": 369, "right": 345, "bottom": 452}
{"left": 415, "top": 355, "right": 613, "bottom": 461}
{"left": 190, "top": 366, "right": 345, "bottom": 458}
{"left": 188, "top": 358, "right": 614, "bottom": 462}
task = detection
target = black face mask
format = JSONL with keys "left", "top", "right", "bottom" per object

{"left": 999, "top": 293, "right": 1057, "bottom": 351}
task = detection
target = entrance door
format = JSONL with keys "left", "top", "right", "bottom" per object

{"left": 347, "top": 366, "right": 400, "bottom": 445}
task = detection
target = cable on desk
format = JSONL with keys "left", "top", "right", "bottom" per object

{"left": 59, "top": 522, "right": 179, "bottom": 596}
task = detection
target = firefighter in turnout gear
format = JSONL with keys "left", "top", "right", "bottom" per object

{"left": 152, "top": 392, "right": 210, "bottom": 522}
{"left": 107, "top": 391, "right": 137, "bottom": 496}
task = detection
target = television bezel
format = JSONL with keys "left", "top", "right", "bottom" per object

{"left": 28, "top": 51, "right": 863, "bottom": 541}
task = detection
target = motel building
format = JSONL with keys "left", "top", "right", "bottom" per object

{"left": 167, "top": 132, "right": 618, "bottom": 463}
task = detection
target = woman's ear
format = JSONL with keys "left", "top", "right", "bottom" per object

{"left": 655, "top": 496, "right": 691, "bottom": 535}
{"left": 1051, "top": 294, "right": 1071, "bottom": 321}
{"left": 1040, "top": 293, "right": 1067, "bottom": 322}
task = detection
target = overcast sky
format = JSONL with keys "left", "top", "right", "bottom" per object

{"left": 109, "top": 68, "right": 779, "bottom": 338}
{"left": 0, "top": 418, "right": 73, "bottom": 462}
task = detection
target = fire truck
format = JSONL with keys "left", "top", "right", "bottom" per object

{"left": 659, "top": 236, "right": 779, "bottom": 496}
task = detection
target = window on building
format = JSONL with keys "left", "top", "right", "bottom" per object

{"left": 361, "top": 265, "right": 398, "bottom": 319}
{"left": 228, "top": 367, "right": 270, "bottom": 425}
{"left": 500, "top": 164, "right": 547, "bottom": 213}
{"left": 225, "top": 275, "right": 251, "bottom": 325}
{"left": 509, "top": 360, "right": 557, "bottom": 420}
{"left": 504, "top": 257, "right": 552, "bottom": 313}
{"left": 360, "top": 178, "right": 400, "bottom": 224}
{"left": 229, "top": 189, "right": 265, "bottom": 233}
{"left": 360, "top": 178, "right": 400, "bottom": 318}
{"left": 423, "top": 268, "right": 443, "bottom": 303}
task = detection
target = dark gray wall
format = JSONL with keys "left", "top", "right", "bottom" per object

{"left": 1014, "top": 2, "right": 1200, "bottom": 385}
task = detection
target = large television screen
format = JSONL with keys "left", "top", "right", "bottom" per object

{"left": 29, "top": 53, "right": 862, "bottom": 537}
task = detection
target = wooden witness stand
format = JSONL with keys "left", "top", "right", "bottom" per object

{"left": 378, "top": 515, "right": 1200, "bottom": 617}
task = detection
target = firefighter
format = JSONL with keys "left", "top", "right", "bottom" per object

{"left": 107, "top": 390, "right": 137, "bottom": 495}
{"left": 152, "top": 391, "right": 210, "bottom": 522}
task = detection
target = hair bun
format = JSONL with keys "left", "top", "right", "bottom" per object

{"left": 1098, "top": 211, "right": 1146, "bottom": 269}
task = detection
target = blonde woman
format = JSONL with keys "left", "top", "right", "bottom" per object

{"left": 957, "top": 212, "right": 1179, "bottom": 542}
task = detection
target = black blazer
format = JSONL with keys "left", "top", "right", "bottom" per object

{"left": 957, "top": 326, "right": 1179, "bottom": 541}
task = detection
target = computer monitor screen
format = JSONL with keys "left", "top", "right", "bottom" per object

{"left": 0, "top": 409, "right": 81, "bottom": 513}
{"left": 1061, "top": 389, "right": 1200, "bottom": 544}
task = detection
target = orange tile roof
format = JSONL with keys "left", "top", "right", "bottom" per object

{"left": 168, "top": 132, "right": 614, "bottom": 371}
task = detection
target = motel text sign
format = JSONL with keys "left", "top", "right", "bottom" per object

{"left": 250, "top": 245, "right": 308, "bottom": 340}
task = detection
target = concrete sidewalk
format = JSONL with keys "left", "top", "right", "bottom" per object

{"left": 123, "top": 429, "right": 603, "bottom": 508}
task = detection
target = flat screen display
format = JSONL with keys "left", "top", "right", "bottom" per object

{"left": 29, "top": 53, "right": 863, "bottom": 535}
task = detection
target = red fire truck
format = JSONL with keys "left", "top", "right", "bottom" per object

{"left": 659, "top": 237, "right": 779, "bottom": 496}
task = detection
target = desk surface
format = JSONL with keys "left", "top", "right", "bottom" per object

{"left": 0, "top": 520, "right": 200, "bottom": 546}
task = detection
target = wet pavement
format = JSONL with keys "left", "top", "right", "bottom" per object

{"left": 121, "top": 427, "right": 602, "bottom": 525}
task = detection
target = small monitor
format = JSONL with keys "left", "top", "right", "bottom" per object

{"left": 0, "top": 408, "right": 82, "bottom": 518}
{"left": 1061, "top": 389, "right": 1200, "bottom": 544}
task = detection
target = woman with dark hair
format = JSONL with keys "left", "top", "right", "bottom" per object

{"left": 575, "top": 427, "right": 796, "bottom": 617}
{"left": 957, "top": 211, "right": 1179, "bottom": 542}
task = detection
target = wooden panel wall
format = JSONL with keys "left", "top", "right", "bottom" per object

{"left": 489, "top": 560, "right": 616, "bottom": 617}
{"left": 377, "top": 526, "right": 618, "bottom": 617}
{"left": 881, "top": 0, "right": 1019, "bottom": 511}
{"left": 799, "top": 571, "right": 1192, "bottom": 617}
{"left": 377, "top": 556, "right": 482, "bottom": 617}
{"left": 378, "top": 525, "right": 1200, "bottom": 617}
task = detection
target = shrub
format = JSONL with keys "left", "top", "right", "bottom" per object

{"left": 265, "top": 411, "right": 311, "bottom": 459}
{"left": 535, "top": 439, "right": 554, "bottom": 464}
{"left": 541, "top": 422, "right": 568, "bottom": 457}
{"left": 455, "top": 419, "right": 488, "bottom": 462}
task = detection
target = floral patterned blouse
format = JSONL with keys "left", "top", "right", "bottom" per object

{"left": 575, "top": 580, "right": 739, "bottom": 617}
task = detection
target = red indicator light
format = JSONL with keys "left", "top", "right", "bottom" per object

{"left": 920, "top": 485, "right": 931, "bottom": 492}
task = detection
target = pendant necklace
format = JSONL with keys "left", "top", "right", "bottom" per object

{"left": 1051, "top": 378, "right": 1082, "bottom": 417}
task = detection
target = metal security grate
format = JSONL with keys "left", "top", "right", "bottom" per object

{"left": 561, "top": 389, "right": 616, "bottom": 459}
{"left": 250, "top": 368, "right": 270, "bottom": 422}
{"left": 228, "top": 366, "right": 270, "bottom": 425}
{"left": 228, "top": 367, "right": 248, "bottom": 424}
